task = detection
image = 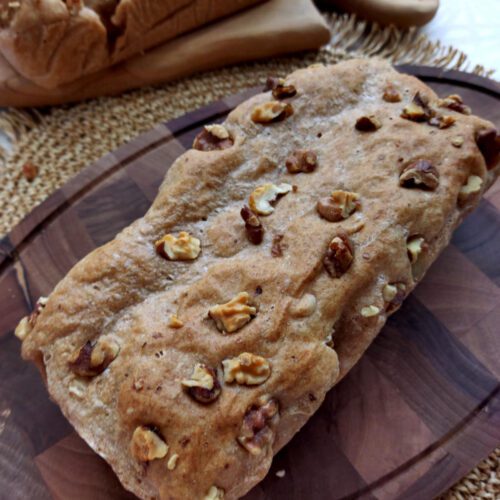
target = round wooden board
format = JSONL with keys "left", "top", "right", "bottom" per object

{"left": 0, "top": 66, "right": 499, "bottom": 500}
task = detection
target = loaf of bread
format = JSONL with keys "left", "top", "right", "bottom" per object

{"left": 0, "top": 0, "right": 265, "bottom": 88}
{"left": 15, "top": 59, "right": 500, "bottom": 499}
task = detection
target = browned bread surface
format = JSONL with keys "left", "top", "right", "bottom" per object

{"left": 17, "top": 59, "right": 500, "bottom": 499}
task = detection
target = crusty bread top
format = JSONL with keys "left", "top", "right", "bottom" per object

{"left": 18, "top": 59, "right": 499, "bottom": 500}
{"left": 0, "top": 0, "right": 265, "bottom": 88}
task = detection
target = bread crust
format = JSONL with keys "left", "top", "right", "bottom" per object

{"left": 0, "top": 0, "right": 265, "bottom": 88}
{"left": 18, "top": 59, "right": 500, "bottom": 499}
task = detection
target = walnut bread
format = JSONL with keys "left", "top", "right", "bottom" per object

{"left": 15, "top": 59, "right": 500, "bottom": 499}
{"left": 0, "top": 0, "right": 265, "bottom": 88}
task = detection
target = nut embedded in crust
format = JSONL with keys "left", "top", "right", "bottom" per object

{"left": 458, "top": 175, "right": 483, "bottom": 207}
{"left": 406, "top": 236, "right": 427, "bottom": 264}
{"left": 383, "top": 283, "right": 407, "bottom": 314}
{"left": 399, "top": 160, "right": 439, "bottom": 191}
{"left": 265, "top": 76, "right": 297, "bottom": 100}
{"left": 401, "top": 92, "right": 433, "bottom": 122}
{"left": 438, "top": 94, "right": 471, "bottom": 115}
{"left": 428, "top": 115, "right": 456, "bottom": 129}
{"left": 285, "top": 150, "right": 317, "bottom": 174}
{"left": 222, "top": 353, "right": 271, "bottom": 386}
{"left": 251, "top": 101, "right": 293, "bottom": 124}
{"left": 168, "top": 314, "right": 184, "bottom": 328}
{"left": 355, "top": 115, "right": 382, "bottom": 132}
{"left": 360, "top": 305, "right": 380, "bottom": 318}
{"left": 181, "top": 364, "right": 221, "bottom": 404}
{"left": 317, "top": 190, "right": 360, "bottom": 222}
{"left": 209, "top": 292, "right": 257, "bottom": 334}
{"left": 382, "top": 85, "right": 402, "bottom": 103}
{"left": 155, "top": 231, "right": 201, "bottom": 261}
{"left": 131, "top": 425, "right": 168, "bottom": 462}
{"left": 237, "top": 396, "right": 279, "bottom": 455}
{"left": 240, "top": 206, "right": 264, "bottom": 245}
{"left": 248, "top": 183, "right": 292, "bottom": 215}
{"left": 193, "top": 125, "right": 234, "bottom": 151}
{"left": 68, "top": 338, "right": 120, "bottom": 377}
{"left": 323, "top": 234, "right": 354, "bottom": 278}
{"left": 204, "top": 485, "right": 225, "bottom": 500}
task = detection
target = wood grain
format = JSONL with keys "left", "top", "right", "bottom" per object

{"left": 0, "top": 67, "right": 499, "bottom": 500}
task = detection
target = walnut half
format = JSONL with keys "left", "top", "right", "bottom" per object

{"left": 222, "top": 353, "right": 271, "bottom": 386}
{"left": 251, "top": 101, "right": 293, "bottom": 124}
{"left": 317, "top": 190, "right": 360, "bottom": 222}
{"left": 193, "top": 124, "right": 234, "bottom": 151}
{"left": 155, "top": 232, "right": 201, "bottom": 261}
{"left": 399, "top": 160, "right": 439, "bottom": 191}
{"left": 323, "top": 234, "right": 354, "bottom": 278}
{"left": 237, "top": 396, "right": 279, "bottom": 455}
{"left": 209, "top": 292, "right": 257, "bottom": 334}
{"left": 248, "top": 183, "right": 292, "bottom": 215}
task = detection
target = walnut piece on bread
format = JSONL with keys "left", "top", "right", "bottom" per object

{"left": 68, "top": 337, "right": 120, "bottom": 378}
{"left": 131, "top": 426, "right": 168, "bottom": 462}
{"left": 248, "top": 183, "right": 292, "bottom": 215}
{"left": 251, "top": 101, "right": 293, "bottom": 124}
{"left": 209, "top": 292, "right": 257, "bottom": 334}
{"left": 317, "top": 190, "right": 360, "bottom": 222}
{"left": 181, "top": 364, "right": 221, "bottom": 404}
{"left": 222, "top": 353, "right": 271, "bottom": 386}
{"left": 155, "top": 232, "right": 201, "bottom": 261}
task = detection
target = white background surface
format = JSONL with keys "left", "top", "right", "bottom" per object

{"left": 421, "top": 0, "right": 500, "bottom": 78}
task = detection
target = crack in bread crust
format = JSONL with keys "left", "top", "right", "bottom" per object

{"left": 18, "top": 59, "right": 500, "bottom": 499}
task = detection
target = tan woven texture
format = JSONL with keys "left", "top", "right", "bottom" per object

{"left": 0, "top": 12, "right": 498, "bottom": 499}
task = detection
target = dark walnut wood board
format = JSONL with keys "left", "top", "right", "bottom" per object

{"left": 0, "top": 66, "right": 499, "bottom": 500}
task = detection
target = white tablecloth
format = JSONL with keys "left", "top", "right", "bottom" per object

{"left": 422, "top": 0, "right": 500, "bottom": 78}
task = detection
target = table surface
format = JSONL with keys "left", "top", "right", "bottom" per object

{"left": 422, "top": 0, "right": 500, "bottom": 79}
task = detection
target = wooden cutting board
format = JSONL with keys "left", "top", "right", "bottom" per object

{"left": 0, "top": 66, "right": 499, "bottom": 500}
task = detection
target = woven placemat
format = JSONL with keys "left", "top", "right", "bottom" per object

{"left": 0, "top": 11, "right": 498, "bottom": 498}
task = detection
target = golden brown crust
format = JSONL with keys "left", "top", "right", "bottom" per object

{"left": 18, "top": 59, "right": 500, "bottom": 499}
{"left": 0, "top": 0, "right": 265, "bottom": 88}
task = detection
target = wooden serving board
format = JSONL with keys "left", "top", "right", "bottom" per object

{"left": 0, "top": 66, "right": 499, "bottom": 500}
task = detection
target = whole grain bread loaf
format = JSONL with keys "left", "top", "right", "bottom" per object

{"left": 15, "top": 59, "right": 500, "bottom": 499}
{"left": 0, "top": 0, "right": 265, "bottom": 88}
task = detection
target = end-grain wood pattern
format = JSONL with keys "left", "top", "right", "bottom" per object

{"left": 0, "top": 67, "right": 499, "bottom": 500}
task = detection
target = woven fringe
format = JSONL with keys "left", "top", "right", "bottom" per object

{"left": 0, "top": 11, "right": 495, "bottom": 158}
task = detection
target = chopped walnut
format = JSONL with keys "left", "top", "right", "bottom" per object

{"left": 223, "top": 353, "right": 271, "bottom": 386}
{"left": 209, "top": 292, "right": 257, "bottom": 333}
{"left": 383, "top": 283, "right": 406, "bottom": 313}
{"left": 16, "top": 296, "right": 48, "bottom": 340}
{"left": 428, "top": 115, "right": 456, "bottom": 129}
{"left": 317, "top": 190, "right": 360, "bottom": 222}
{"left": 131, "top": 426, "right": 168, "bottom": 462}
{"left": 361, "top": 305, "right": 380, "bottom": 317}
{"left": 271, "top": 234, "right": 285, "bottom": 257}
{"left": 193, "top": 125, "right": 233, "bottom": 151}
{"left": 475, "top": 128, "right": 500, "bottom": 169}
{"left": 240, "top": 206, "right": 264, "bottom": 244}
{"left": 237, "top": 396, "right": 279, "bottom": 455}
{"left": 323, "top": 234, "right": 354, "bottom": 278}
{"left": 265, "top": 77, "right": 297, "bottom": 100}
{"left": 355, "top": 115, "right": 382, "bottom": 132}
{"left": 399, "top": 160, "right": 439, "bottom": 191}
{"left": 249, "top": 183, "right": 292, "bottom": 215}
{"left": 401, "top": 92, "right": 432, "bottom": 122}
{"left": 451, "top": 136, "right": 464, "bottom": 148}
{"left": 407, "top": 236, "right": 427, "bottom": 264}
{"left": 204, "top": 485, "right": 225, "bottom": 500}
{"left": 458, "top": 175, "right": 483, "bottom": 207}
{"left": 383, "top": 85, "right": 402, "bottom": 103}
{"left": 14, "top": 317, "right": 30, "bottom": 341}
{"left": 167, "top": 453, "right": 179, "bottom": 470}
{"left": 438, "top": 94, "right": 471, "bottom": 115}
{"left": 289, "top": 294, "right": 317, "bottom": 318}
{"left": 168, "top": 315, "right": 184, "bottom": 328}
{"left": 28, "top": 296, "right": 48, "bottom": 327}
{"left": 68, "top": 338, "right": 120, "bottom": 377}
{"left": 285, "top": 150, "right": 317, "bottom": 173}
{"left": 155, "top": 232, "right": 201, "bottom": 261}
{"left": 181, "top": 364, "right": 221, "bottom": 404}
{"left": 251, "top": 101, "right": 293, "bottom": 124}
{"left": 68, "top": 379, "right": 87, "bottom": 399}
{"left": 22, "top": 162, "right": 38, "bottom": 182}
